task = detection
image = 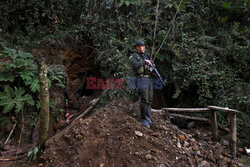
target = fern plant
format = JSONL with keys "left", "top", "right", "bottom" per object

{"left": 0, "top": 86, "right": 34, "bottom": 113}
{"left": 0, "top": 47, "right": 66, "bottom": 114}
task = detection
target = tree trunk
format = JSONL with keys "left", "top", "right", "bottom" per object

{"left": 37, "top": 61, "right": 50, "bottom": 146}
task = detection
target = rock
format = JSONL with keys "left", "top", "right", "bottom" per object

{"left": 177, "top": 141, "right": 182, "bottom": 148}
{"left": 192, "top": 145, "right": 199, "bottom": 151}
{"left": 134, "top": 152, "right": 140, "bottom": 155}
{"left": 135, "top": 131, "right": 143, "bottom": 137}
{"left": 172, "top": 135, "right": 177, "bottom": 140}
{"left": 161, "top": 125, "right": 169, "bottom": 131}
{"left": 223, "top": 140, "right": 229, "bottom": 146}
{"left": 183, "top": 141, "right": 189, "bottom": 148}
{"left": 38, "top": 163, "right": 44, "bottom": 167}
{"left": 178, "top": 135, "right": 185, "bottom": 142}
{"left": 99, "top": 163, "right": 104, "bottom": 167}
{"left": 190, "top": 138, "right": 196, "bottom": 142}
{"left": 198, "top": 161, "right": 210, "bottom": 167}
{"left": 145, "top": 154, "right": 153, "bottom": 160}
{"left": 223, "top": 157, "right": 231, "bottom": 163}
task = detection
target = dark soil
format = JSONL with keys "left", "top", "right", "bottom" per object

{"left": 0, "top": 98, "right": 249, "bottom": 167}
{"left": 39, "top": 98, "right": 248, "bottom": 167}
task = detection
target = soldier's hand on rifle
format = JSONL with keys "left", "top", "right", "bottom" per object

{"left": 145, "top": 59, "right": 152, "bottom": 66}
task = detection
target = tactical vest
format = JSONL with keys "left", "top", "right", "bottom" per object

{"left": 129, "top": 53, "right": 151, "bottom": 76}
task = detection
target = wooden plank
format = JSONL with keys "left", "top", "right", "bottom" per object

{"left": 162, "top": 108, "right": 210, "bottom": 112}
{"left": 208, "top": 106, "right": 241, "bottom": 114}
{"left": 230, "top": 113, "right": 237, "bottom": 157}
{"left": 210, "top": 110, "right": 219, "bottom": 141}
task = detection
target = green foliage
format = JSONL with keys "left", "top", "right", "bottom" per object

{"left": 48, "top": 70, "right": 66, "bottom": 89}
{"left": 119, "top": 0, "right": 140, "bottom": 7}
{"left": 0, "top": 86, "right": 34, "bottom": 113}
{"left": 0, "top": 47, "right": 37, "bottom": 86}
{"left": 99, "top": 89, "right": 123, "bottom": 107}
{"left": 0, "top": 0, "right": 248, "bottom": 147}
{"left": 27, "top": 146, "right": 41, "bottom": 161}
{"left": 213, "top": 0, "right": 249, "bottom": 26}
{"left": 0, "top": 48, "right": 65, "bottom": 114}
{"left": 0, "top": 0, "right": 86, "bottom": 45}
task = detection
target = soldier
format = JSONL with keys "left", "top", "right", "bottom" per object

{"left": 129, "top": 40, "right": 153, "bottom": 128}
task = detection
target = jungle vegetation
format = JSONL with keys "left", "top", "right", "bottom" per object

{"left": 0, "top": 0, "right": 249, "bottom": 147}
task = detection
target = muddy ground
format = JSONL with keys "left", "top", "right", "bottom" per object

{"left": 39, "top": 98, "right": 248, "bottom": 167}
{"left": 1, "top": 97, "right": 249, "bottom": 167}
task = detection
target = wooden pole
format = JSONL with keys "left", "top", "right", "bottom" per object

{"left": 207, "top": 106, "right": 241, "bottom": 114}
{"left": 230, "top": 113, "right": 237, "bottom": 157}
{"left": 210, "top": 110, "right": 218, "bottom": 141}
{"left": 162, "top": 108, "right": 210, "bottom": 113}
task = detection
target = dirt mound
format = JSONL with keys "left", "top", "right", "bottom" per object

{"left": 40, "top": 98, "right": 245, "bottom": 167}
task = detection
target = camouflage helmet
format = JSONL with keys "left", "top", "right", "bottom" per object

{"left": 135, "top": 40, "right": 145, "bottom": 46}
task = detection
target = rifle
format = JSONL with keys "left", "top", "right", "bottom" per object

{"left": 149, "top": 62, "right": 165, "bottom": 86}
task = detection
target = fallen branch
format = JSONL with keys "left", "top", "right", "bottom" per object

{"left": 0, "top": 154, "right": 26, "bottom": 162}
{"left": 4, "top": 123, "right": 17, "bottom": 145}
{"left": 62, "top": 98, "right": 100, "bottom": 130}
{"left": 74, "top": 98, "right": 99, "bottom": 121}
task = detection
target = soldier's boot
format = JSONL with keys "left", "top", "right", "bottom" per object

{"left": 140, "top": 104, "right": 150, "bottom": 128}
{"left": 145, "top": 105, "right": 152, "bottom": 124}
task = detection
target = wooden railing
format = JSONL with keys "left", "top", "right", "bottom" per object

{"left": 153, "top": 106, "right": 241, "bottom": 157}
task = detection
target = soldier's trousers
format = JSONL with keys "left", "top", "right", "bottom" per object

{"left": 138, "top": 78, "right": 153, "bottom": 121}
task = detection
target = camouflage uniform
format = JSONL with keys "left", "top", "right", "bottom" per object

{"left": 129, "top": 51, "right": 153, "bottom": 127}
